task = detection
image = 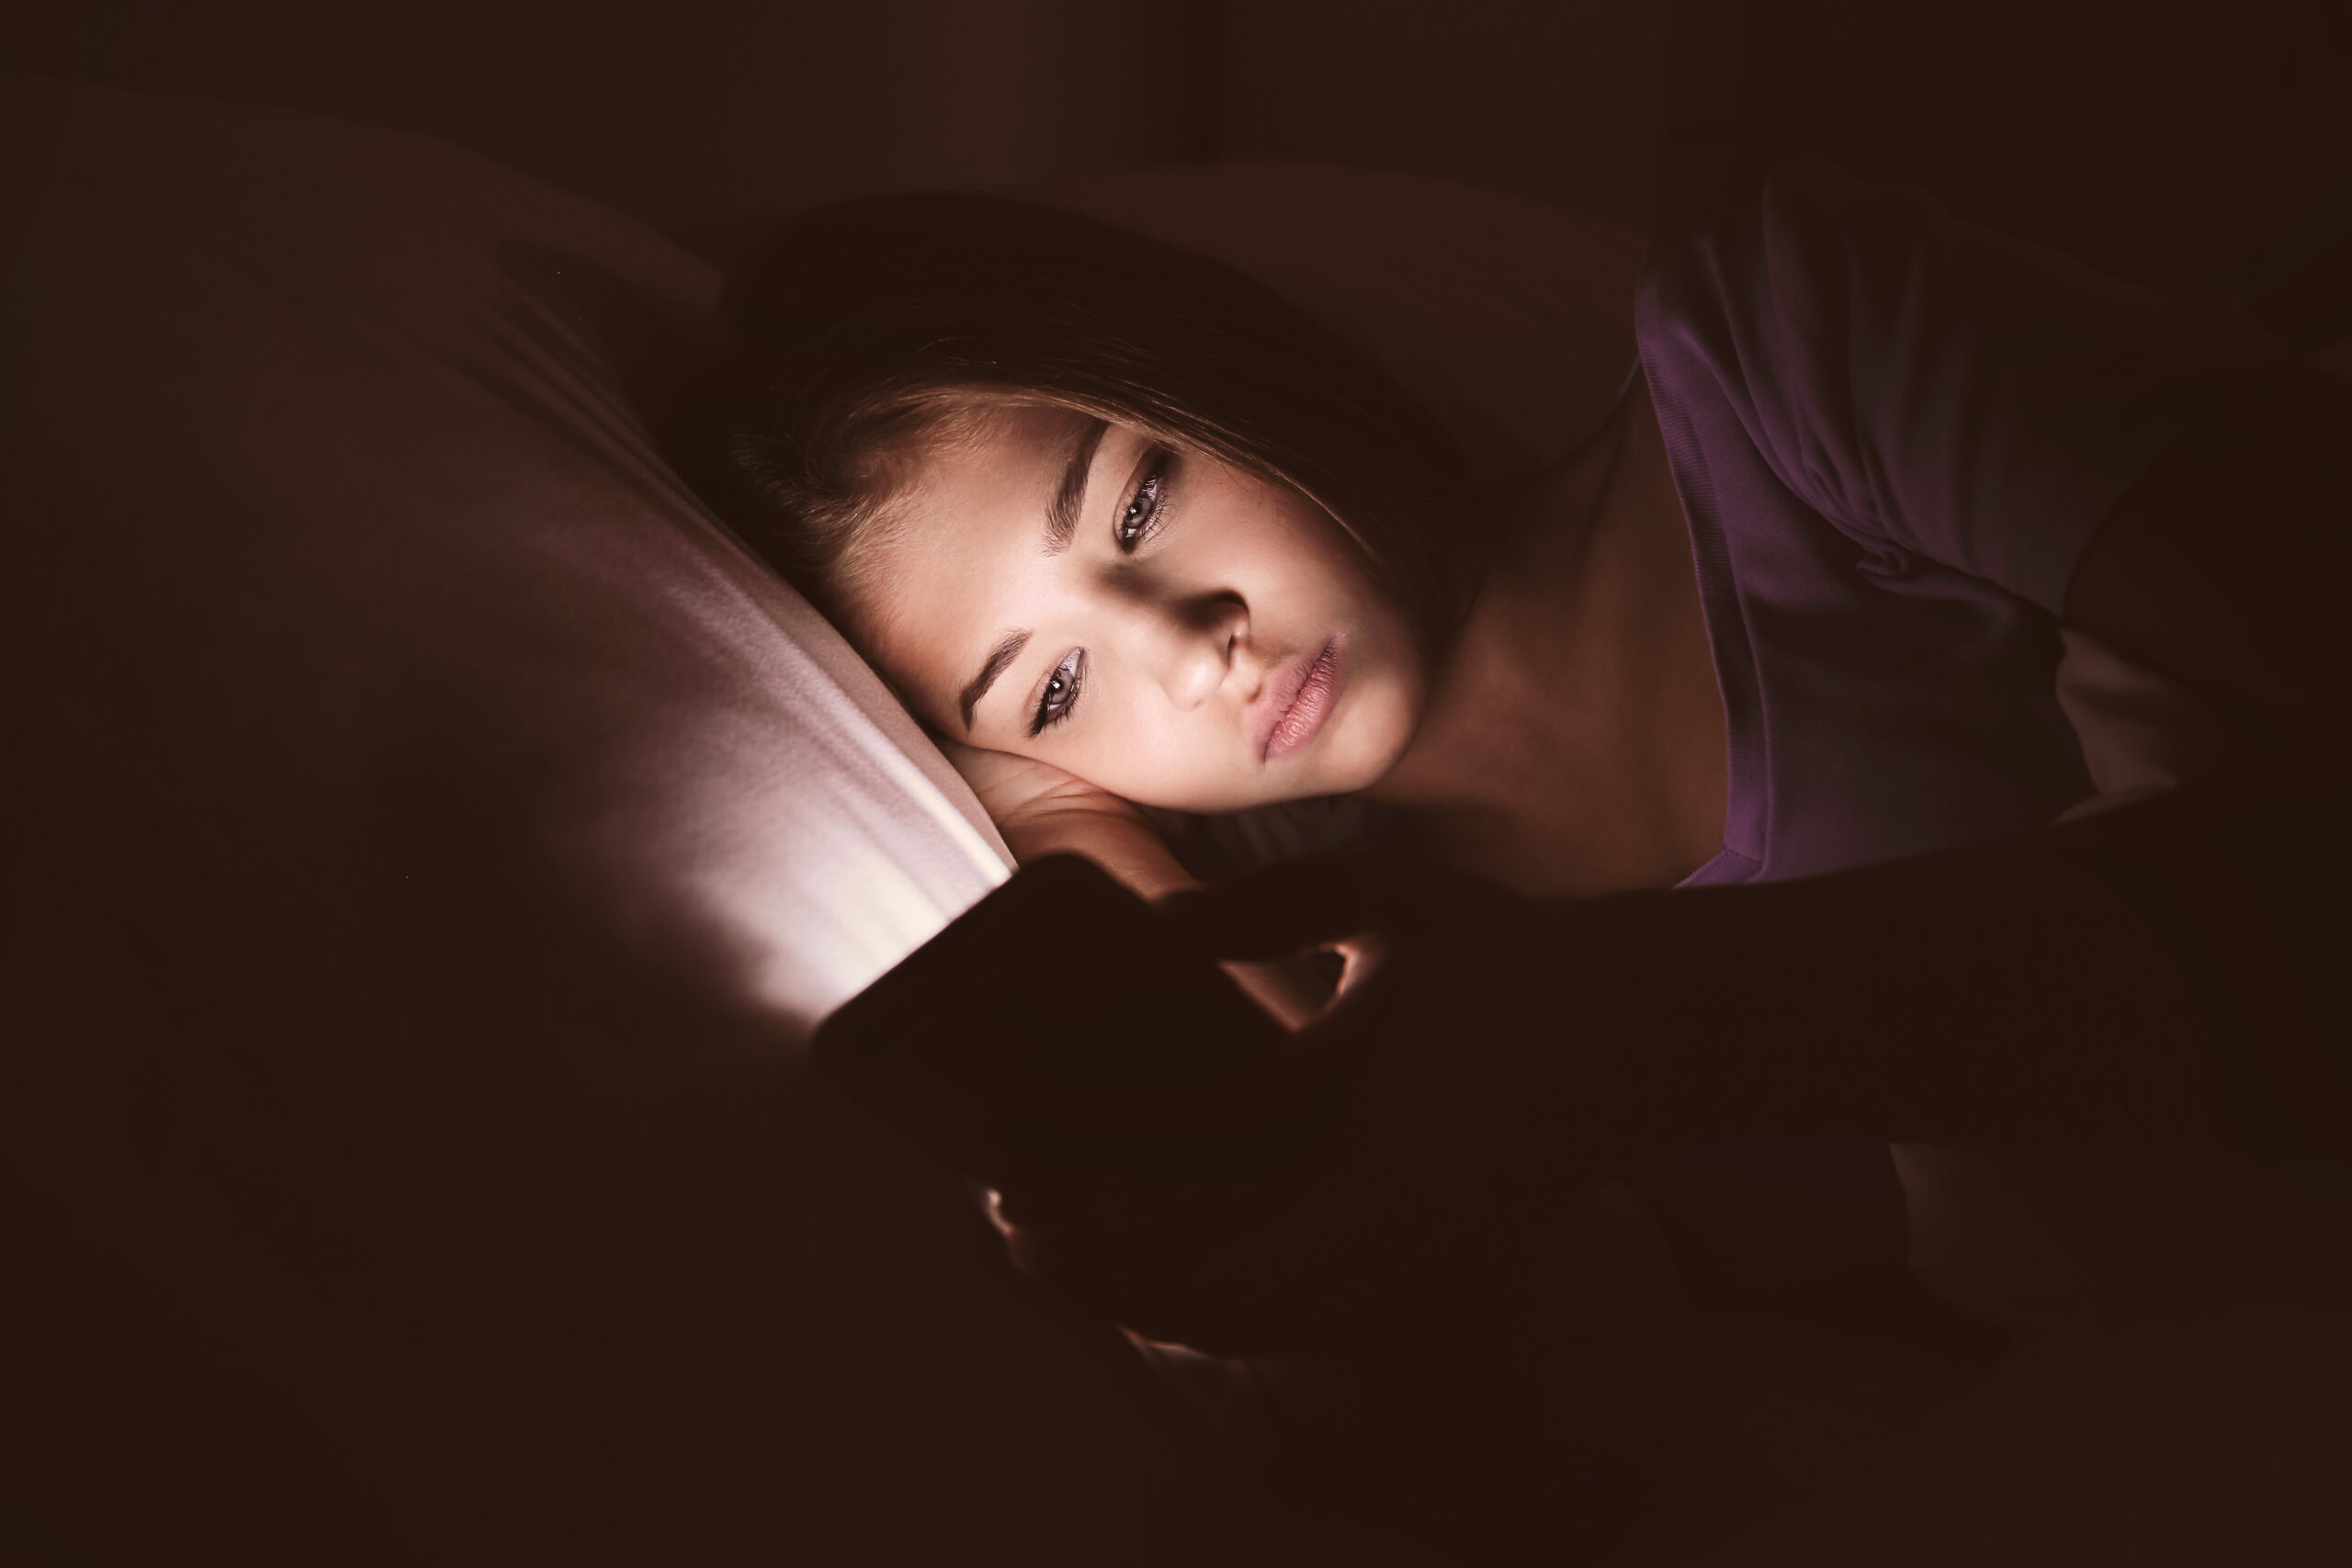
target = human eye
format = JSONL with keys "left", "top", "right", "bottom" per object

{"left": 1028, "top": 647, "right": 1084, "bottom": 737}
{"left": 1115, "top": 450, "right": 1174, "bottom": 551}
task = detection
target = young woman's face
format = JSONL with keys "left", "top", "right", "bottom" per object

{"left": 854, "top": 405, "right": 1429, "bottom": 813}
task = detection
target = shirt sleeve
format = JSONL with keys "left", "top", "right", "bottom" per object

{"left": 1637, "top": 161, "right": 2287, "bottom": 614}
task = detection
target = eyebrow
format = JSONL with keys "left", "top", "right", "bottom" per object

{"left": 958, "top": 627, "right": 1031, "bottom": 732}
{"left": 1045, "top": 417, "right": 1109, "bottom": 556}
{"left": 956, "top": 417, "right": 1110, "bottom": 732}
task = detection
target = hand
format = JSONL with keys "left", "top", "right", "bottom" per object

{"left": 992, "top": 852, "right": 1683, "bottom": 1557}
{"left": 1024, "top": 746, "right": 2352, "bottom": 1348}
{"left": 940, "top": 740, "right": 1341, "bottom": 1027}
{"left": 995, "top": 850, "right": 1624, "bottom": 1358}
{"left": 937, "top": 739, "right": 1154, "bottom": 852}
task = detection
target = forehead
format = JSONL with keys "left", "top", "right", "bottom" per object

{"left": 917, "top": 400, "right": 1090, "bottom": 502}
{"left": 854, "top": 402, "right": 1092, "bottom": 714}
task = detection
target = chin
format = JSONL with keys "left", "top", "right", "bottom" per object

{"left": 1311, "top": 677, "right": 1419, "bottom": 795}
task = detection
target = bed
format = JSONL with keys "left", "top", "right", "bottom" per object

{"left": 6, "top": 70, "right": 2350, "bottom": 1568}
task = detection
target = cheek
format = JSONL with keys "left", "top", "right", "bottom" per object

{"left": 1071, "top": 705, "right": 1242, "bottom": 812}
{"left": 1264, "top": 503, "right": 1424, "bottom": 672}
{"left": 1237, "top": 491, "right": 1363, "bottom": 589}
{"left": 1021, "top": 671, "right": 1241, "bottom": 812}
{"left": 1330, "top": 655, "right": 1424, "bottom": 785}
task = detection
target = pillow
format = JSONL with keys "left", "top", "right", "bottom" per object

{"left": 2, "top": 74, "right": 1240, "bottom": 1567}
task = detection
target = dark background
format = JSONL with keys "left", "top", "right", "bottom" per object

{"left": 6, "top": 1, "right": 2349, "bottom": 344}
{"left": 6, "top": 7, "right": 2349, "bottom": 1565}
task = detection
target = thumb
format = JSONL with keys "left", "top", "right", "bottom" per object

{"left": 1154, "top": 851, "right": 1408, "bottom": 961}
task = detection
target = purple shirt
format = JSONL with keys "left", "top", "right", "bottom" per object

{"left": 1638, "top": 162, "right": 2283, "bottom": 888}
{"left": 1620, "top": 164, "right": 2284, "bottom": 1311}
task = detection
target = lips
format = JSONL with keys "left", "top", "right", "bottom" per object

{"left": 1257, "top": 638, "right": 1341, "bottom": 762}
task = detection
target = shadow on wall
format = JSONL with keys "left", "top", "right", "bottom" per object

{"left": 0, "top": 0, "right": 1215, "bottom": 247}
{"left": 1218, "top": 0, "right": 1669, "bottom": 237}
{"left": 12, "top": 0, "right": 2346, "bottom": 341}
{"left": 1220, "top": 0, "right": 2352, "bottom": 346}
{"left": 1661, "top": 0, "right": 2352, "bottom": 348}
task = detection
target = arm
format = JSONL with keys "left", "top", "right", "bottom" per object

{"left": 1611, "top": 164, "right": 2351, "bottom": 1139}
{"left": 1027, "top": 351, "right": 2352, "bottom": 1345}
{"left": 1689, "top": 338, "right": 2352, "bottom": 1146}
{"left": 1624, "top": 353, "right": 2352, "bottom": 1152}
{"left": 1705, "top": 354, "right": 2352, "bottom": 1145}
{"left": 1052, "top": 751, "right": 2338, "bottom": 1357}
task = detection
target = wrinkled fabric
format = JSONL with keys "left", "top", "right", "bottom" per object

{"left": 1640, "top": 161, "right": 2284, "bottom": 888}
{"left": 1617, "top": 162, "right": 2288, "bottom": 1327}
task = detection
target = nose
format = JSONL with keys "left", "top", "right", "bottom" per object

{"left": 1128, "top": 590, "right": 1248, "bottom": 711}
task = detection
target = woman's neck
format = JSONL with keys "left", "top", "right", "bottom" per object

{"left": 1364, "top": 378, "right": 1728, "bottom": 898}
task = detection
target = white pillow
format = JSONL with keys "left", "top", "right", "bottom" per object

{"left": 3, "top": 74, "right": 1242, "bottom": 1566}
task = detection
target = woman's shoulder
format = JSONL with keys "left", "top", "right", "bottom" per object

{"left": 1634, "top": 158, "right": 2281, "bottom": 612}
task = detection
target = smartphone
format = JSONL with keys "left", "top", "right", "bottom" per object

{"left": 811, "top": 855, "right": 1290, "bottom": 1190}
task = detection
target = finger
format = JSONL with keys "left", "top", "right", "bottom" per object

{"left": 1330, "top": 933, "right": 1388, "bottom": 999}
{"left": 1153, "top": 851, "right": 1417, "bottom": 961}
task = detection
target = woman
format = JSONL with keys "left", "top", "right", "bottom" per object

{"left": 679, "top": 164, "right": 2350, "bottom": 1551}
